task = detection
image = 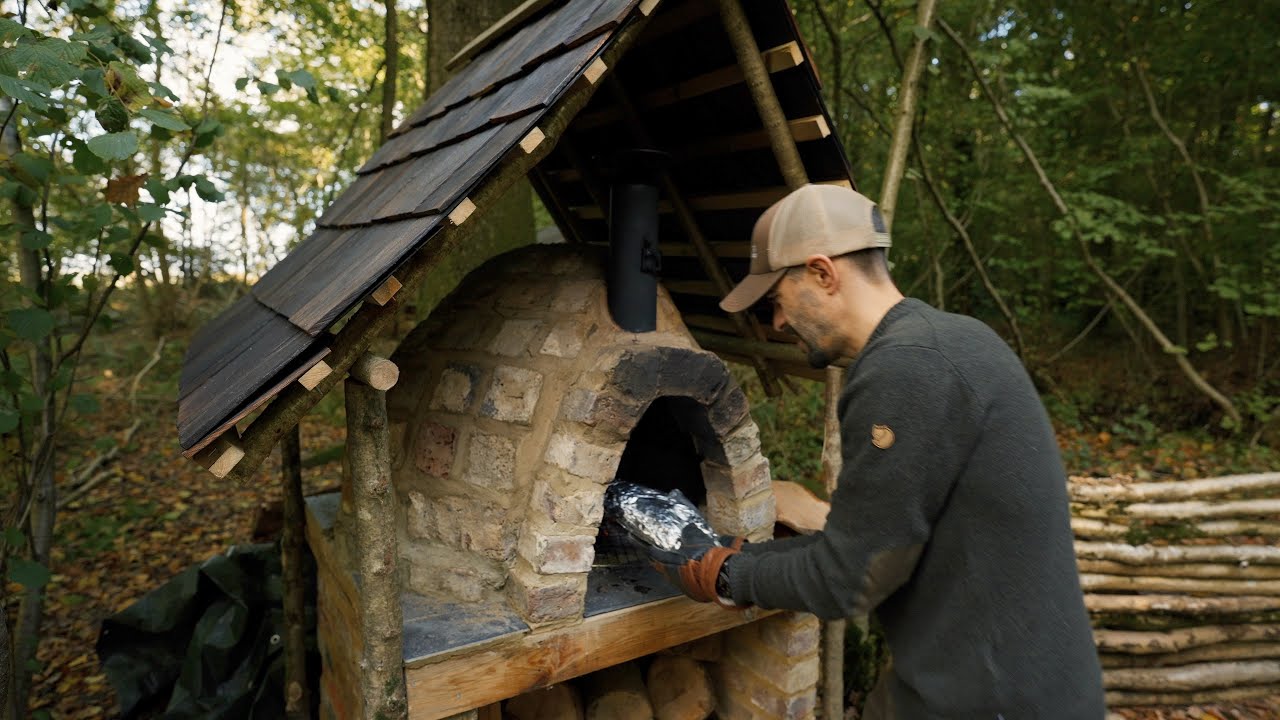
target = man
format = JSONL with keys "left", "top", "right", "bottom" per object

{"left": 651, "top": 184, "right": 1105, "bottom": 718}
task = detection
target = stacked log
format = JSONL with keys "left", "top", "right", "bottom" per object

{"left": 1069, "top": 472, "right": 1280, "bottom": 706}
{"left": 503, "top": 652, "right": 716, "bottom": 720}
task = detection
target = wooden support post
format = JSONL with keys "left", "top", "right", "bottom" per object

{"left": 820, "top": 366, "right": 845, "bottom": 720}
{"left": 346, "top": 377, "right": 407, "bottom": 720}
{"left": 193, "top": 432, "right": 244, "bottom": 479}
{"left": 718, "top": 0, "right": 808, "bottom": 191}
{"left": 281, "top": 424, "right": 311, "bottom": 720}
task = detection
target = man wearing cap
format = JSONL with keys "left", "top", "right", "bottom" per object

{"left": 650, "top": 185, "right": 1104, "bottom": 718}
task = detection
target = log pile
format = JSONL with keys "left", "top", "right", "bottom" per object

{"left": 501, "top": 645, "right": 720, "bottom": 720}
{"left": 1069, "top": 472, "right": 1280, "bottom": 706}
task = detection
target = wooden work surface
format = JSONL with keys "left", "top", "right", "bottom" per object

{"left": 405, "top": 596, "right": 773, "bottom": 720}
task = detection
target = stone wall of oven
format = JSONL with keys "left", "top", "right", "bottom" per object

{"left": 383, "top": 244, "right": 777, "bottom": 624}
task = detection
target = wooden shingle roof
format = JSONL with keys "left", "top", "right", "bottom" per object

{"left": 178, "top": 0, "right": 854, "bottom": 472}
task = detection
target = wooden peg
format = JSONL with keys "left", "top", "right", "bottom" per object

{"left": 193, "top": 433, "right": 245, "bottom": 479}
{"left": 448, "top": 197, "right": 476, "bottom": 226}
{"left": 297, "top": 359, "right": 333, "bottom": 391}
{"left": 638, "top": 0, "right": 661, "bottom": 16}
{"left": 349, "top": 353, "right": 399, "bottom": 391}
{"left": 367, "top": 275, "right": 402, "bottom": 306}
{"left": 519, "top": 127, "right": 546, "bottom": 155}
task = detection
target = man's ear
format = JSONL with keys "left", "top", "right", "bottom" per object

{"left": 804, "top": 255, "right": 840, "bottom": 294}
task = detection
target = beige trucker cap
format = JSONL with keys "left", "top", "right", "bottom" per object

{"left": 719, "top": 184, "right": 892, "bottom": 313}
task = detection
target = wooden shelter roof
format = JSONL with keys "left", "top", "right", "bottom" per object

{"left": 177, "top": 0, "right": 855, "bottom": 475}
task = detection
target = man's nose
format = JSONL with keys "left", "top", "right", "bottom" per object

{"left": 772, "top": 305, "right": 787, "bottom": 333}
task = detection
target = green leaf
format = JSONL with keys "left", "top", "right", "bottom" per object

{"left": 94, "top": 97, "right": 129, "bottom": 133}
{"left": 0, "top": 17, "right": 30, "bottom": 42}
{"left": 256, "top": 81, "right": 280, "bottom": 96}
{"left": 11, "top": 38, "right": 85, "bottom": 86}
{"left": 108, "top": 253, "right": 134, "bottom": 275}
{"left": 20, "top": 229, "right": 52, "bottom": 250}
{"left": 69, "top": 25, "right": 115, "bottom": 43}
{"left": 19, "top": 392, "right": 41, "bottom": 413}
{"left": 0, "top": 407, "right": 17, "bottom": 434}
{"left": 8, "top": 558, "right": 51, "bottom": 590}
{"left": 145, "top": 177, "right": 170, "bottom": 204}
{"left": 12, "top": 153, "right": 53, "bottom": 185}
{"left": 8, "top": 308, "right": 53, "bottom": 341}
{"left": 235, "top": 77, "right": 249, "bottom": 92}
{"left": 194, "top": 176, "right": 222, "bottom": 202}
{"left": 70, "top": 394, "right": 100, "bottom": 414}
{"left": 86, "top": 131, "right": 138, "bottom": 161}
{"left": 116, "top": 35, "right": 152, "bottom": 64}
{"left": 0, "top": 76, "right": 49, "bottom": 111}
{"left": 143, "top": 34, "right": 173, "bottom": 57}
{"left": 137, "top": 203, "right": 166, "bottom": 222}
{"left": 71, "top": 139, "right": 109, "bottom": 174}
{"left": 2, "top": 527, "right": 23, "bottom": 548}
{"left": 279, "top": 69, "right": 316, "bottom": 89}
{"left": 85, "top": 202, "right": 112, "bottom": 229}
{"left": 138, "top": 108, "right": 189, "bottom": 131}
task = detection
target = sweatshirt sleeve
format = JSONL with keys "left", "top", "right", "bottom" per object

{"left": 728, "top": 345, "right": 981, "bottom": 620}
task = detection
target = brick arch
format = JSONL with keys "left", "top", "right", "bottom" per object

{"left": 508, "top": 343, "right": 776, "bottom": 623}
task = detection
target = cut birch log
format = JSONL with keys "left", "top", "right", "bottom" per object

{"left": 1125, "top": 498, "right": 1280, "bottom": 521}
{"left": 1094, "top": 623, "right": 1280, "bottom": 654}
{"left": 1071, "top": 517, "right": 1130, "bottom": 540}
{"left": 1085, "top": 594, "right": 1280, "bottom": 615}
{"left": 646, "top": 656, "right": 714, "bottom": 720}
{"left": 583, "top": 662, "right": 654, "bottom": 720}
{"left": 504, "top": 683, "right": 585, "bottom": 720}
{"left": 1102, "top": 659, "right": 1280, "bottom": 691}
{"left": 1069, "top": 472, "right": 1280, "bottom": 503}
{"left": 349, "top": 353, "right": 399, "bottom": 391}
{"left": 1106, "top": 682, "right": 1280, "bottom": 707}
{"left": 1100, "top": 642, "right": 1280, "bottom": 668}
{"left": 1075, "top": 541, "right": 1280, "bottom": 566}
{"left": 1079, "top": 573, "right": 1280, "bottom": 596}
{"left": 1077, "top": 559, "right": 1280, "bottom": 580}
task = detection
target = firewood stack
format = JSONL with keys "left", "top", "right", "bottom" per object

{"left": 1068, "top": 472, "right": 1280, "bottom": 705}
{"left": 504, "top": 638, "right": 721, "bottom": 720}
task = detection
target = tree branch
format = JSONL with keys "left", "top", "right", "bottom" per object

{"left": 937, "top": 18, "right": 1240, "bottom": 426}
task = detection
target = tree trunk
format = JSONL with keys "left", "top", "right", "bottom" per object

{"left": 382, "top": 0, "right": 399, "bottom": 143}
{"left": 645, "top": 656, "right": 714, "bottom": 720}
{"left": 418, "top": 0, "right": 534, "bottom": 320}
{"left": 346, "top": 377, "right": 406, "bottom": 720}
{"left": 877, "top": 0, "right": 936, "bottom": 227}
{"left": 281, "top": 425, "right": 310, "bottom": 720}
{"left": 3, "top": 96, "right": 55, "bottom": 720}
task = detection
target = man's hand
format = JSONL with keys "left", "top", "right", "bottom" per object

{"left": 647, "top": 526, "right": 744, "bottom": 607}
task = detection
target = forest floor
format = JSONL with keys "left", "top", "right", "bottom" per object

{"left": 10, "top": 317, "right": 1280, "bottom": 719}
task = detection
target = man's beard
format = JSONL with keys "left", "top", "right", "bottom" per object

{"left": 790, "top": 322, "right": 835, "bottom": 369}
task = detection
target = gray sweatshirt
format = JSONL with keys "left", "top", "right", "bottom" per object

{"left": 729, "top": 298, "right": 1104, "bottom": 719}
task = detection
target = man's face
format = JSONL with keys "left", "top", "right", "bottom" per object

{"left": 768, "top": 268, "right": 842, "bottom": 369}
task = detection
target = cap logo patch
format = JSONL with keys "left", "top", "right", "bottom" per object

{"left": 871, "top": 424, "right": 895, "bottom": 449}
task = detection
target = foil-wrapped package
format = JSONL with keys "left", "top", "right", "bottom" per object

{"left": 603, "top": 481, "right": 721, "bottom": 552}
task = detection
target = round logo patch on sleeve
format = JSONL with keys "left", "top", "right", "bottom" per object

{"left": 871, "top": 424, "right": 895, "bottom": 449}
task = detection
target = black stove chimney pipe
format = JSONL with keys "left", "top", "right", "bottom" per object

{"left": 604, "top": 149, "right": 670, "bottom": 333}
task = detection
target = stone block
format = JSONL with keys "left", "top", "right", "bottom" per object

{"left": 708, "top": 385, "right": 751, "bottom": 435}
{"left": 702, "top": 455, "right": 771, "bottom": 500}
{"left": 726, "top": 637, "right": 820, "bottom": 694}
{"left": 430, "top": 364, "right": 481, "bottom": 414}
{"left": 507, "top": 561, "right": 586, "bottom": 624}
{"left": 717, "top": 658, "right": 816, "bottom": 720}
{"left": 758, "top": 612, "right": 821, "bottom": 658}
{"left": 496, "top": 280, "right": 550, "bottom": 312}
{"left": 518, "top": 530, "right": 596, "bottom": 574}
{"left": 656, "top": 347, "right": 728, "bottom": 404}
{"left": 559, "top": 388, "right": 599, "bottom": 424}
{"left": 480, "top": 366, "right": 543, "bottom": 424}
{"left": 438, "top": 314, "right": 491, "bottom": 351}
{"left": 405, "top": 492, "right": 515, "bottom": 561}
{"left": 544, "top": 432, "right": 622, "bottom": 482}
{"left": 531, "top": 472, "right": 605, "bottom": 526}
{"left": 706, "top": 488, "right": 776, "bottom": 538}
{"left": 540, "top": 317, "right": 591, "bottom": 359}
{"left": 488, "top": 319, "right": 543, "bottom": 357}
{"left": 552, "top": 280, "right": 596, "bottom": 313}
{"left": 414, "top": 421, "right": 456, "bottom": 479}
{"left": 463, "top": 432, "right": 518, "bottom": 493}
{"left": 721, "top": 421, "right": 763, "bottom": 467}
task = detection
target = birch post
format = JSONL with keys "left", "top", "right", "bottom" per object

{"left": 877, "top": 0, "right": 938, "bottom": 228}
{"left": 281, "top": 425, "right": 311, "bottom": 720}
{"left": 716, "top": 1, "right": 849, "bottom": 715}
{"left": 347, "top": 367, "right": 406, "bottom": 720}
